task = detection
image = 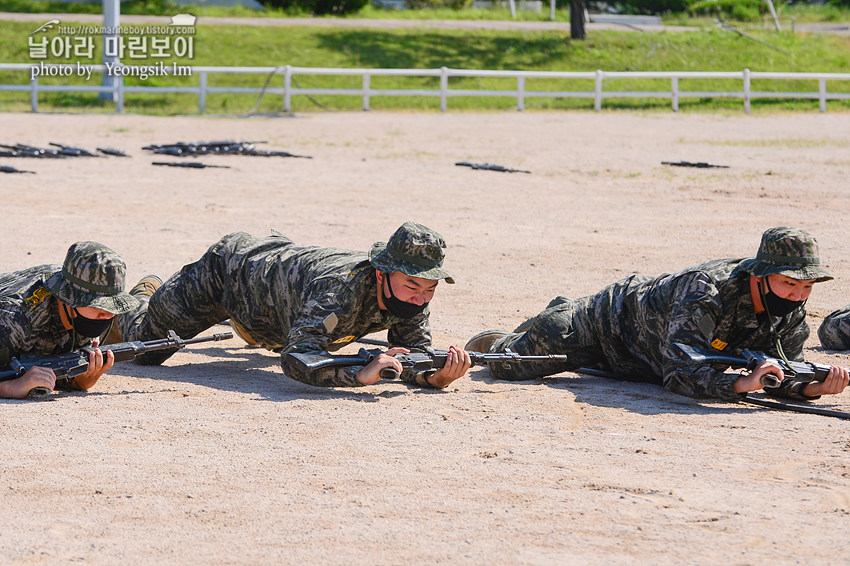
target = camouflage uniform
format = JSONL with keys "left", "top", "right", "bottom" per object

{"left": 818, "top": 305, "right": 850, "bottom": 350}
{"left": 487, "top": 227, "right": 832, "bottom": 402}
{"left": 119, "top": 223, "right": 455, "bottom": 388}
{"left": 0, "top": 242, "right": 139, "bottom": 371}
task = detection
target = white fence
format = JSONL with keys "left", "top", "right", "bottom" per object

{"left": 1, "top": 63, "right": 850, "bottom": 113}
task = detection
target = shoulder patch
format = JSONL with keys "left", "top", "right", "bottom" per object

{"left": 347, "top": 265, "right": 371, "bottom": 280}
{"left": 24, "top": 286, "right": 50, "bottom": 309}
{"left": 711, "top": 339, "right": 728, "bottom": 351}
{"left": 698, "top": 314, "right": 716, "bottom": 340}
{"left": 330, "top": 335, "right": 356, "bottom": 345}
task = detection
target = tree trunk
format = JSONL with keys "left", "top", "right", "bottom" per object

{"left": 569, "top": 0, "right": 586, "bottom": 40}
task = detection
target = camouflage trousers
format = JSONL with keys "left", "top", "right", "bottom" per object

{"left": 489, "top": 295, "right": 607, "bottom": 380}
{"left": 118, "top": 234, "right": 249, "bottom": 365}
{"left": 818, "top": 304, "right": 850, "bottom": 350}
{"left": 489, "top": 295, "right": 661, "bottom": 385}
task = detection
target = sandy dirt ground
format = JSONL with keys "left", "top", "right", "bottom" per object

{"left": 1, "top": 110, "right": 849, "bottom": 565}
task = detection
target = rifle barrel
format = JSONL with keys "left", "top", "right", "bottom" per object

{"left": 183, "top": 332, "right": 233, "bottom": 344}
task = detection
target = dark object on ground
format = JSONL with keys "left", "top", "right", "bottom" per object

{"left": 97, "top": 147, "right": 130, "bottom": 157}
{"left": 662, "top": 161, "right": 730, "bottom": 169}
{"left": 0, "top": 144, "right": 65, "bottom": 158}
{"left": 143, "top": 140, "right": 311, "bottom": 159}
{"left": 50, "top": 142, "right": 98, "bottom": 157}
{"left": 0, "top": 165, "right": 35, "bottom": 174}
{"left": 740, "top": 395, "right": 850, "bottom": 420}
{"left": 456, "top": 161, "right": 531, "bottom": 174}
{"left": 575, "top": 366, "right": 850, "bottom": 421}
{"left": 152, "top": 161, "right": 231, "bottom": 169}
{"left": 241, "top": 148, "right": 312, "bottom": 158}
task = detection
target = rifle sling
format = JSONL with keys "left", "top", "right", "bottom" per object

{"left": 741, "top": 396, "right": 850, "bottom": 420}
{"left": 576, "top": 367, "right": 850, "bottom": 420}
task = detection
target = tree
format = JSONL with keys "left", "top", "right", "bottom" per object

{"left": 570, "top": 0, "right": 585, "bottom": 40}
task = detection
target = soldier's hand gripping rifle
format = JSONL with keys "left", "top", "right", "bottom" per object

{"left": 673, "top": 342, "right": 838, "bottom": 389}
{"left": 287, "top": 347, "right": 568, "bottom": 379}
{"left": 0, "top": 330, "right": 233, "bottom": 397}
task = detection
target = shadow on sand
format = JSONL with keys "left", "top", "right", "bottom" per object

{"left": 467, "top": 365, "right": 770, "bottom": 418}
{"left": 101, "top": 344, "right": 445, "bottom": 403}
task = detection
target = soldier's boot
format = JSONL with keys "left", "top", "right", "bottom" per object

{"left": 230, "top": 320, "right": 261, "bottom": 349}
{"left": 465, "top": 330, "right": 510, "bottom": 354}
{"left": 129, "top": 275, "right": 163, "bottom": 298}
{"left": 103, "top": 275, "right": 163, "bottom": 344}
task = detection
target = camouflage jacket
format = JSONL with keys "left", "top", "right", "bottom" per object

{"left": 588, "top": 259, "right": 812, "bottom": 401}
{"left": 211, "top": 232, "right": 434, "bottom": 388}
{"left": 0, "top": 265, "right": 93, "bottom": 368}
{"left": 818, "top": 304, "right": 850, "bottom": 351}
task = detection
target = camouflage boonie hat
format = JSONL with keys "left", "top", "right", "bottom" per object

{"left": 369, "top": 221, "right": 455, "bottom": 284}
{"left": 739, "top": 226, "right": 833, "bottom": 283}
{"left": 44, "top": 241, "right": 141, "bottom": 314}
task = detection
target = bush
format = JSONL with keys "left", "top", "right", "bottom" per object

{"left": 622, "top": 0, "right": 693, "bottom": 14}
{"left": 689, "top": 0, "right": 765, "bottom": 20}
{"left": 579, "top": 0, "right": 698, "bottom": 14}
{"left": 403, "top": 0, "right": 474, "bottom": 9}
{"left": 260, "top": 0, "right": 367, "bottom": 15}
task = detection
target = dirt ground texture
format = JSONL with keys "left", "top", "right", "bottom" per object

{"left": 1, "top": 110, "right": 849, "bottom": 565}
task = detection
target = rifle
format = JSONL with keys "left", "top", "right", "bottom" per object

{"left": 152, "top": 161, "right": 231, "bottom": 169}
{"left": 240, "top": 148, "right": 312, "bottom": 159}
{"left": 673, "top": 342, "right": 836, "bottom": 388}
{"left": 455, "top": 161, "right": 531, "bottom": 174}
{"left": 661, "top": 160, "right": 729, "bottom": 169}
{"left": 0, "top": 330, "right": 233, "bottom": 397}
{"left": 0, "top": 165, "right": 35, "bottom": 174}
{"left": 287, "top": 347, "right": 567, "bottom": 380}
{"left": 49, "top": 142, "right": 98, "bottom": 157}
{"left": 97, "top": 147, "right": 130, "bottom": 157}
{"left": 0, "top": 143, "right": 64, "bottom": 158}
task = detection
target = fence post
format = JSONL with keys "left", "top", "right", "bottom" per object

{"left": 363, "top": 73, "right": 370, "bottom": 111}
{"left": 671, "top": 76, "right": 679, "bottom": 112}
{"left": 116, "top": 73, "right": 124, "bottom": 114}
{"left": 284, "top": 65, "right": 292, "bottom": 113}
{"left": 594, "top": 69, "right": 603, "bottom": 111}
{"left": 30, "top": 76, "right": 38, "bottom": 112}
{"left": 517, "top": 75, "right": 525, "bottom": 111}
{"left": 819, "top": 78, "right": 826, "bottom": 113}
{"left": 743, "top": 68, "right": 751, "bottom": 114}
{"left": 440, "top": 67, "right": 448, "bottom": 112}
{"left": 199, "top": 70, "right": 207, "bottom": 114}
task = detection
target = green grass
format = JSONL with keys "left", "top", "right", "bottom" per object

{"left": 1, "top": 18, "right": 849, "bottom": 114}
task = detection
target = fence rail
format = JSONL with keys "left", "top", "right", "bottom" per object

{"left": 1, "top": 63, "right": 849, "bottom": 113}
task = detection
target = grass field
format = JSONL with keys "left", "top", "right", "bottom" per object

{"left": 1, "top": 16, "right": 849, "bottom": 114}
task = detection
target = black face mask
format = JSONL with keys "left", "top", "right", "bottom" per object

{"left": 761, "top": 279, "right": 806, "bottom": 318}
{"left": 381, "top": 274, "right": 428, "bottom": 319}
{"left": 71, "top": 308, "right": 115, "bottom": 338}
